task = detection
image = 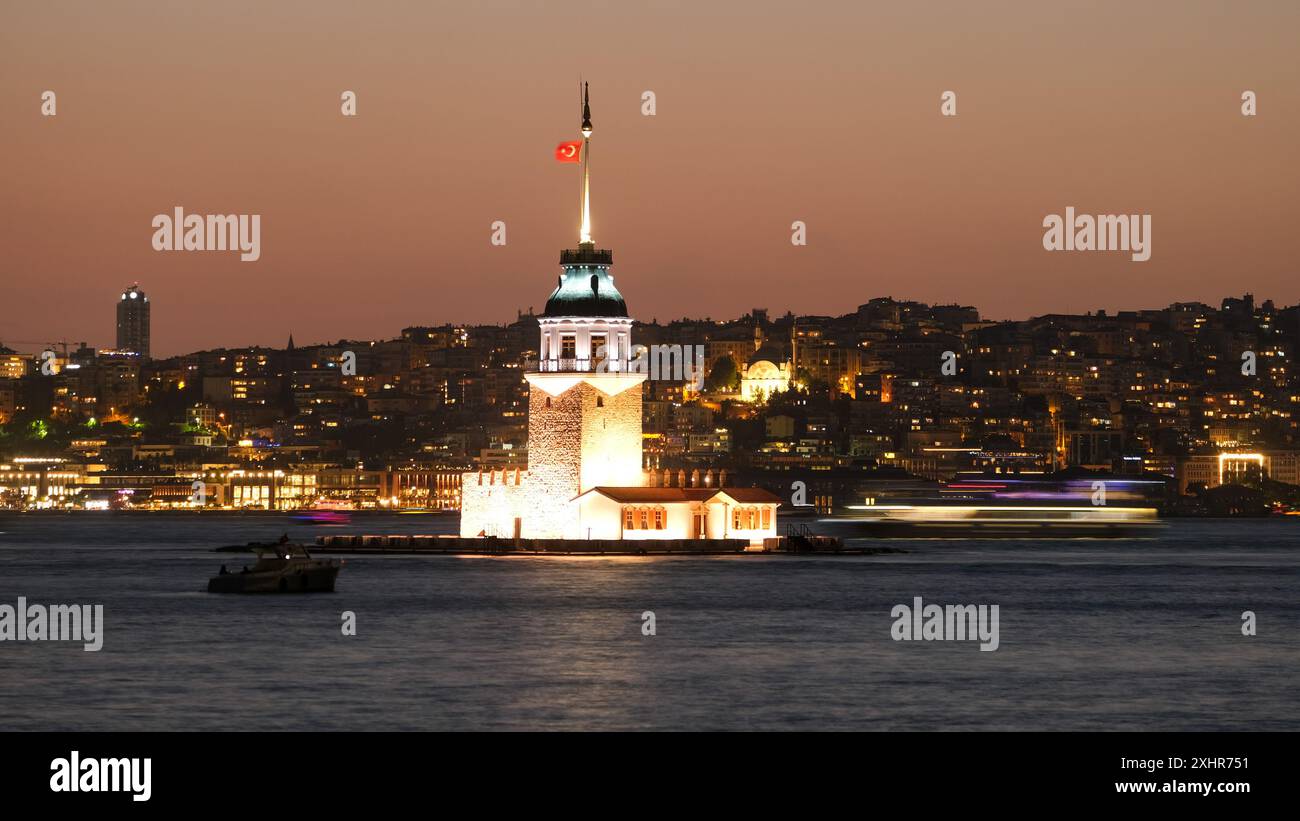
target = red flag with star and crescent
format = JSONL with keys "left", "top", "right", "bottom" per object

{"left": 555, "top": 140, "right": 582, "bottom": 163}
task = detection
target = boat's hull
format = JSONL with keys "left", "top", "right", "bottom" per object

{"left": 207, "top": 563, "right": 340, "bottom": 593}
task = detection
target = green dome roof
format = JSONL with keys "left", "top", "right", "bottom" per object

{"left": 543, "top": 245, "right": 627, "bottom": 318}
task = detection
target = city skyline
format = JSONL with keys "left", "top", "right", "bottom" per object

{"left": 2, "top": 284, "right": 1295, "bottom": 360}
{"left": 4, "top": 1, "right": 1298, "bottom": 357}
{"left": 5, "top": 283, "right": 1300, "bottom": 518}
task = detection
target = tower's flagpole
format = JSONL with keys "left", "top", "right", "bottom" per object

{"left": 580, "top": 81, "right": 593, "bottom": 244}
{"left": 578, "top": 79, "right": 585, "bottom": 243}
{"left": 581, "top": 140, "right": 591, "bottom": 243}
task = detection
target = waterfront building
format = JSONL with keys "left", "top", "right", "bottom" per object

{"left": 1177, "top": 451, "right": 1300, "bottom": 494}
{"left": 0, "top": 458, "right": 83, "bottom": 507}
{"left": 389, "top": 467, "right": 463, "bottom": 510}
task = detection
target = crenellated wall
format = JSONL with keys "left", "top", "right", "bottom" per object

{"left": 458, "top": 468, "right": 531, "bottom": 537}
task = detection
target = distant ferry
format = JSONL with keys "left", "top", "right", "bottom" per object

{"left": 825, "top": 504, "right": 1161, "bottom": 538}
{"left": 311, "top": 499, "right": 356, "bottom": 511}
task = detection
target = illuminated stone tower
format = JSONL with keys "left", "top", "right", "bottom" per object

{"left": 458, "top": 83, "right": 647, "bottom": 540}
{"left": 523, "top": 83, "right": 646, "bottom": 537}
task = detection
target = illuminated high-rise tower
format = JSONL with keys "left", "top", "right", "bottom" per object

{"left": 116, "top": 284, "right": 151, "bottom": 358}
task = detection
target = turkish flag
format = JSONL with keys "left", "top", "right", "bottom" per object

{"left": 555, "top": 140, "right": 582, "bottom": 163}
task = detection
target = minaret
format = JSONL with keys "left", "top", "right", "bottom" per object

{"left": 521, "top": 83, "right": 647, "bottom": 538}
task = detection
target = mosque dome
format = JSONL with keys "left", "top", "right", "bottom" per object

{"left": 747, "top": 344, "right": 786, "bottom": 367}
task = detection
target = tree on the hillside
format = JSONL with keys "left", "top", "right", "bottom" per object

{"left": 706, "top": 356, "right": 741, "bottom": 392}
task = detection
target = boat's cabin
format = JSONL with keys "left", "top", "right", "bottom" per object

{"left": 251, "top": 544, "right": 313, "bottom": 565}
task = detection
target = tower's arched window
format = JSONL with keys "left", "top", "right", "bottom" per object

{"left": 545, "top": 396, "right": 551, "bottom": 408}
{"left": 596, "top": 396, "right": 604, "bottom": 408}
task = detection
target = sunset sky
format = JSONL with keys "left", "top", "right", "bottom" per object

{"left": 2, "top": 1, "right": 1297, "bottom": 356}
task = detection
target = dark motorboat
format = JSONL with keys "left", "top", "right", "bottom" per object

{"left": 208, "top": 542, "right": 341, "bottom": 593}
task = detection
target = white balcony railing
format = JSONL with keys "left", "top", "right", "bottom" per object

{"left": 534, "top": 357, "right": 628, "bottom": 373}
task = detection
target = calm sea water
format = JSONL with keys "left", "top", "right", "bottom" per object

{"left": 0, "top": 512, "right": 1296, "bottom": 731}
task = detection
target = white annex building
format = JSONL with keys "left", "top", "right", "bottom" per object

{"left": 460, "top": 86, "right": 780, "bottom": 545}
